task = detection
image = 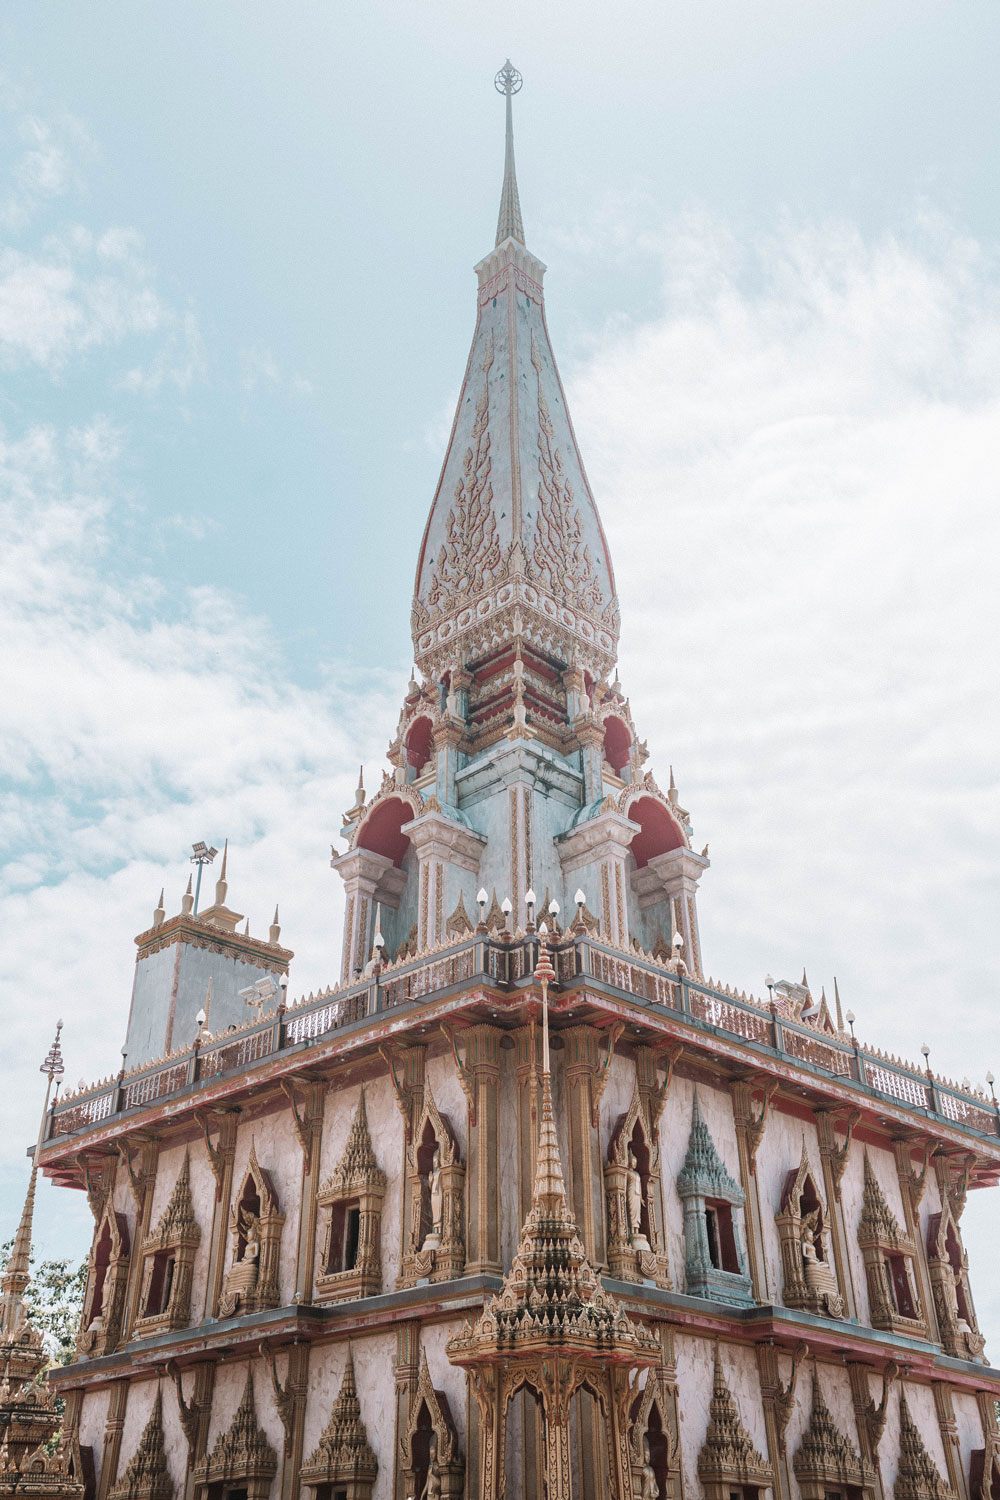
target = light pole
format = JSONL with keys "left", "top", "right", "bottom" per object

{"left": 189, "top": 841, "right": 218, "bottom": 916}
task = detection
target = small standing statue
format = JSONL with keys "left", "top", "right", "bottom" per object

{"left": 420, "top": 1432, "right": 442, "bottom": 1500}
{"left": 638, "top": 1433, "right": 660, "bottom": 1500}
{"left": 422, "top": 1147, "right": 444, "bottom": 1251}
{"left": 626, "top": 1148, "right": 650, "bottom": 1250}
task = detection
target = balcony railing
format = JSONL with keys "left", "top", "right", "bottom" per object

{"left": 46, "top": 929, "right": 1000, "bottom": 1145}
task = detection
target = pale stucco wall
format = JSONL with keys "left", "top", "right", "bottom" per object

{"left": 77, "top": 1385, "right": 109, "bottom": 1490}
{"left": 675, "top": 1334, "right": 767, "bottom": 1497}
{"left": 499, "top": 1040, "right": 520, "bottom": 1266}
{"left": 953, "top": 1388, "right": 987, "bottom": 1480}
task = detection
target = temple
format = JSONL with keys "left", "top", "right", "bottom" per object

{"left": 11, "top": 59, "right": 1000, "bottom": 1500}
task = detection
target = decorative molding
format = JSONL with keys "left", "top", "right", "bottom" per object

{"left": 299, "top": 1350, "right": 377, "bottom": 1499}
{"left": 108, "top": 1389, "right": 173, "bottom": 1500}
{"left": 829, "top": 1108, "right": 862, "bottom": 1198}
{"left": 590, "top": 1020, "right": 623, "bottom": 1128}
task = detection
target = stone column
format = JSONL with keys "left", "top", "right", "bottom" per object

{"left": 640, "top": 847, "right": 710, "bottom": 978}
{"left": 933, "top": 1382, "right": 969, "bottom": 1500}
{"left": 202, "top": 1109, "right": 239, "bottom": 1320}
{"left": 816, "top": 1109, "right": 860, "bottom": 1320}
{"left": 392, "top": 1321, "right": 421, "bottom": 1500}
{"left": 731, "top": 1078, "right": 776, "bottom": 1305}
{"left": 97, "top": 1379, "right": 129, "bottom": 1500}
{"left": 462, "top": 1024, "right": 503, "bottom": 1277}
{"left": 433, "top": 720, "right": 463, "bottom": 809}
{"left": 401, "top": 810, "right": 485, "bottom": 949}
{"left": 893, "top": 1139, "right": 938, "bottom": 1342}
{"left": 332, "top": 847, "right": 395, "bottom": 980}
{"left": 561, "top": 1025, "right": 608, "bottom": 1268}
{"left": 392, "top": 1044, "right": 426, "bottom": 1286}
{"left": 119, "top": 1139, "right": 158, "bottom": 1341}
{"left": 574, "top": 719, "right": 605, "bottom": 805}
{"left": 557, "top": 809, "right": 639, "bottom": 948}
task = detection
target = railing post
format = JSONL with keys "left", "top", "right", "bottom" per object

{"left": 925, "top": 1067, "right": 940, "bottom": 1115}
{"left": 769, "top": 1000, "right": 783, "bottom": 1053}
{"left": 187, "top": 1042, "right": 200, "bottom": 1087}
{"left": 270, "top": 1002, "right": 286, "bottom": 1056}
{"left": 851, "top": 1039, "right": 866, "bottom": 1086}
{"left": 678, "top": 977, "right": 690, "bottom": 1017}
{"left": 577, "top": 933, "right": 590, "bottom": 978}
{"left": 368, "top": 976, "right": 381, "bottom": 1016}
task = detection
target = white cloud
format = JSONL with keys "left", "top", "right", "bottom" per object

{"left": 564, "top": 205, "right": 1000, "bottom": 1334}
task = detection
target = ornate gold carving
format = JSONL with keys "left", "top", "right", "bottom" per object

{"left": 75, "top": 1198, "right": 130, "bottom": 1358}
{"left": 108, "top": 1390, "right": 173, "bottom": 1500}
{"left": 604, "top": 1053, "right": 671, "bottom": 1288}
{"left": 315, "top": 1090, "right": 386, "bottom": 1303}
{"left": 829, "top": 1108, "right": 862, "bottom": 1198}
{"left": 926, "top": 1197, "right": 986, "bottom": 1361}
{"left": 440, "top": 1023, "right": 476, "bottom": 1125}
{"left": 529, "top": 332, "right": 604, "bottom": 611}
{"left": 445, "top": 891, "right": 473, "bottom": 937}
{"left": 428, "top": 332, "right": 499, "bottom": 616}
{"left": 735, "top": 1078, "right": 778, "bottom": 1174}
{"left": 300, "top": 1350, "right": 377, "bottom": 1499}
{"left": 775, "top": 1143, "right": 845, "bottom": 1319}
{"left": 194, "top": 1111, "right": 227, "bottom": 1197}
{"left": 261, "top": 1345, "right": 296, "bottom": 1456}
{"left": 218, "top": 1142, "right": 285, "bottom": 1318}
{"left": 134, "top": 1151, "right": 201, "bottom": 1336}
{"left": 399, "top": 1080, "right": 465, "bottom": 1286}
{"left": 649, "top": 1043, "right": 684, "bottom": 1133}
{"left": 398, "top": 1351, "right": 464, "bottom": 1499}
{"left": 853, "top": 1361, "right": 898, "bottom": 1455}
{"left": 793, "top": 1373, "right": 874, "bottom": 1500}
{"left": 379, "top": 1043, "right": 412, "bottom": 1138}
{"left": 858, "top": 1152, "right": 925, "bottom": 1336}
{"left": 590, "top": 1020, "right": 623, "bottom": 1128}
{"left": 167, "top": 1362, "right": 206, "bottom": 1470}
{"left": 697, "top": 1347, "right": 773, "bottom": 1500}
{"left": 191, "top": 1369, "right": 277, "bottom": 1500}
{"left": 278, "top": 1080, "right": 311, "bottom": 1162}
{"left": 895, "top": 1391, "right": 956, "bottom": 1500}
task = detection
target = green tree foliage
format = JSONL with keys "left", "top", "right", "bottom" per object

{"left": 1, "top": 1237, "right": 87, "bottom": 1365}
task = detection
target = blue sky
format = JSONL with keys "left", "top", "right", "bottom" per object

{"left": 2, "top": 0, "right": 999, "bottom": 1342}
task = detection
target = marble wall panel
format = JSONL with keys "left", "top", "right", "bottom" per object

{"left": 756, "top": 1107, "right": 824, "bottom": 1305}
{"left": 674, "top": 1334, "right": 765, "bottom": 1497}
{"left": 115, "top": 1379, "right": 158, "bottom": 1487}
{"left": 77, "top": 1386, "right": 109, "bottom": 1490}
{"left": 952, "top": 1389, "right": 987, "bottom": 1476}
{"left": 229, "top": 1107, "right": 302, "bottom": 1305}
{"left": 350, "top": 1331, "right": 398, "bottom": 1500}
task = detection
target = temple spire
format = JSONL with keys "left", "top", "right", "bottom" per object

{"left": 1, "top": 1021, "right": 64, "bottom": 1336}
{"left": 494, "top": 60, "right": 525, "bottom": 247}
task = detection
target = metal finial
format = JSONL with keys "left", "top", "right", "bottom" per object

{"left": 494, "top": 62, "right": 525, "bottom": 246}
{"left": 40, "top": 1020, "right": 65, "bottom": 1082}
{"left": 494, "top": 59, "right": 522, "bottom": 97}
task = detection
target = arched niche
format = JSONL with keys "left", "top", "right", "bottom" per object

{"left": 603, "top": 714, "right": 631, "bottom": 777}
{"left": 404, "top": 715, "right": 434, "bottom": 777}
{"left": 629, "top": 1378, "right": 681, "bottom": 1500}
{"left": 775, "top": 1146, "right": 844, "bottom": 1318}
{"left": 628, "top": 796, "right": 684, "bottom": 870}
{"left": 356, "top": 796, "right": 413, "bottom": 868}
{"left": 219, "top": 1143, "right": 284, "bottom": 1317}
{"left": 400, "top": 1084, "right": 465, "bottom": 1287}
{"left": 400, "top": 1355, "right": 464, "bottom": 1500}
{"left": 77, "top": 1201, "right": 130, "bottom": 1357}
{"left": 605, "top": 1078, "right": 670, "bottom": 1287}
{"left": 927, "top": 1201, "right": 986, "bottom": 1360}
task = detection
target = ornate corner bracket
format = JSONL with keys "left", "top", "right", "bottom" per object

{"left": 76, "top": 1153, "right": 110, "bottom": 1223}
{"left": 734, "top": 1076, "right": 779, "bottom": 1174}
{"left": 261, "top": 1343, "right": 298, "bottom": 1455}
{"left": 947, "top": 1153, "right": 976, "bottom": 1221}
{"left": 379, "top": 1043, "right": 413, "bottom": 1140}
{"left": 860, "top": 1360, "right": 899, "bottom": 1453}
{"left": 167, "top": 1360, "right": 206, "bottom": 1469}
{"left": 115, "top": 1139, "right": 148, "bottom": 1212}
{"left": 650, "top": 1042, "right": 684, "bottom": 1133}
{"left": 904, "top": 1141, "right": 937, "bottom": 1207}
{"left": 440, "top": 1023, "right": 476, "bottom": 1125}
{"left": 278, "top": 1080, "right": 312, "bottom": 1163}
{"left": 194, "top": 1109, "right": 228, "bottom": 1197}
{"left": 591, "top": 1021, "right": 624, "bottom": 1128}
{"left": 829, "top": 1108, "right": 862, "bottom": 1198}
{"left": 774, "top": 1341, "right": 809, "bottom": 1456}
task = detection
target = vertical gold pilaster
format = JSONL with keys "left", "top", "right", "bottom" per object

{"left": 203, "top": 1111, "right": 239, "bottom": 1320}
{"left": 816, "top": 1109, "right": 860, "bottom": 1320}
{"left": 894, "top": 1139, "right": 938, "bottom": 1342}
{"left": 279, "top": 1343, "right": 310, "bottom": 1500}
{"left": 731, "top": 1079, "right": 774, "bottom": 1304}
{"left": 561, "top": 1025, "right": 607, "bottom": 1268}
{"left": 97, "top": 1379, "right": 129, "bottom": 1500}
{"left": 393, "top": 1322, "right": 420, "bottom": 1500}
{"left": 755, "top": 1340, "right": 799, "bottom": 1500}
{"left": 462, "top": 1024, "right": 503, "bottom": 1276}
{"left": 119, "top": 1139, "right": 158, "bottom": 1341}
{"left": 292, "top": 1082, "right": 326, "bottom": 1302}
{"left": 933, "top": 1382, "right": 969, "bottom": 1500}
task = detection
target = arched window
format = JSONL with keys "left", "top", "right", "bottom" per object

{"left": 404, "top": 716, "right": 433, "bottom": 774}
{"left": 357, "top": 797, "right": 412, "bottom": 867}
{"left": 628, "top": 796, "right": 683, "bottom": 868}
{"left": 603, "top": 715, "right": 631, "bottom": 776}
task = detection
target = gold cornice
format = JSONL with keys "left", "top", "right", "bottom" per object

{"left": 134, "top": 914, "right": 293, "bottom": 969}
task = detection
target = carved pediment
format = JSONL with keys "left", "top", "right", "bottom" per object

{"left": 109, "top": 1390, "right": 174, "bottom": 1500}
{"left": 300, "top": 1351, "right": 377, "bottom": 1491}
{"left": 895, "top": 1393, "right": 955, "bottom": 1500}
{"left": 399, "top": 1352, "right": 463, "bottom": 1476}
{"left": 193, "top": 1370, "right": 277, "bottom": 1489}
{"left": 147, "top": 1153, "right": 200, "bottom": 1252}
{"left": 697, "top": 1349, "right": 772, "bottom": 1488}
{"left": 859, "top": 1152, "right": 911, "bottom": 1251}
{"left": 320, "top": 1090, "right": 387, "bottom": 1200}
{"left": 793, "top": 1377, "right": 870, "bottom": 1491}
